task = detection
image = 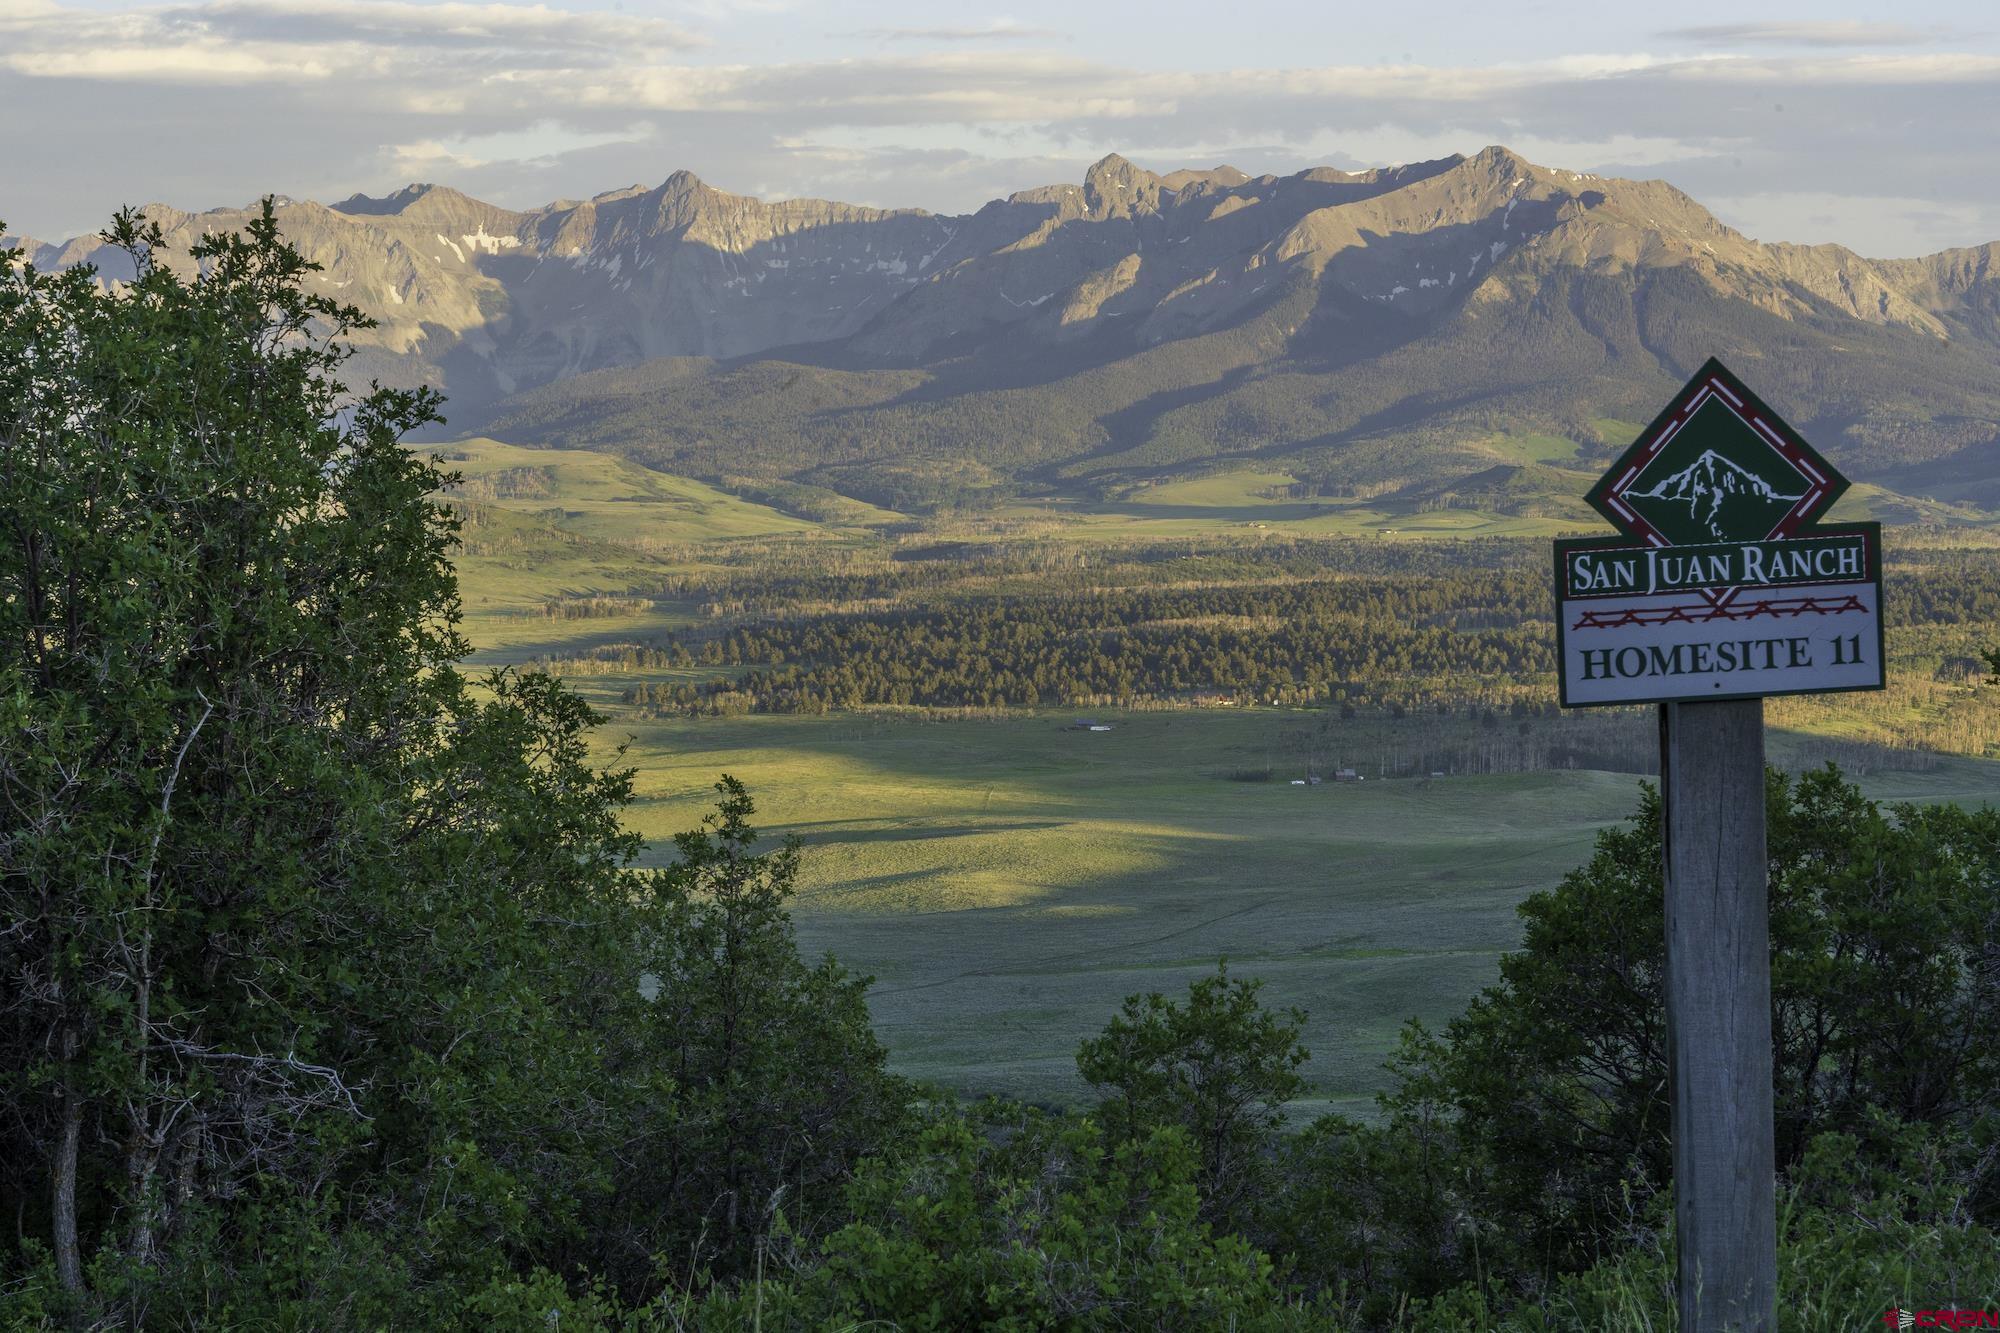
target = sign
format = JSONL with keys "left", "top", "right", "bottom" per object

{"left": 1555, "top": 358, "right": 1884, "bottom": 707}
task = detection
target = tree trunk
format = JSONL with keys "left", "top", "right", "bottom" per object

{"left": 53, "top": 1080, "right": 84, "bottom": 1297}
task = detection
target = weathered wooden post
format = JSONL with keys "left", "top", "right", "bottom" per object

{"left": 1660, "top": 698, "right": 1775, "bottom": 1329}
{"left": 1554, "top": 359, "right": 1885, "bottom": 1332}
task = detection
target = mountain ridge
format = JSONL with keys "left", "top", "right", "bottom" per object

{"left": 8, "top": 147, "right": 2000, "bottom": 516}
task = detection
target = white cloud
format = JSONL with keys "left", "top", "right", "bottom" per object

{"left": 1, "top": 0, "right": 698, "bottom": 89}
{"left": 848, "top": 23, "right": 1065, "bottom": 43}
{"left": 1660, "top": 22, "right": 1942, "bottom": 49}
{"left": 7, "top": 41, "right": 332, "bottom": 80}
{"left": 5, "top": 0, "right": 2000, "bottom": 257}
{"left": 387, "top": 121, "right": 647, "bottom": 174}
{"left": 1658, "top": 52, "right": 2000, "bottom": 85}
{"left": 178, "top": 0, "right": 701, "bottom": 55}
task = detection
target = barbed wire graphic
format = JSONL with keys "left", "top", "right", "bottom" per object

{"left": 1571, "top": 594, "right": 1867, "bottom": 631}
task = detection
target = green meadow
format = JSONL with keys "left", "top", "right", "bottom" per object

{"left": 441, "top": 438, "right": 2000, "bottom": 1111}
{"left": 564, "top": 703, "right": 2000, "bottom": 1115}
{"left": 977, "top": 484, "right": 1588, "bottom": 540}
{"left": 615, "top": 709, "right": 1633, "bottom": 1116}
{"left": 436, "top": 437, "right": 823, "bottom": 544}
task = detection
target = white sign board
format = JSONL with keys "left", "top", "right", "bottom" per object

{"left": 1557, "top": 578, "right": 1882, "bottom": 707}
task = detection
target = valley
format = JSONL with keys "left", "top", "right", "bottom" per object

{"left": 588, "top": 709, "right": 2000, "bottom": 1114}
{"left": 439, "top": 434, "right": 2000, "bottom": 1110}
{"left": 104, "top": 122, "right": 1999, "bottom": 1117}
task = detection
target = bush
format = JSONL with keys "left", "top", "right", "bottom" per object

{"left": 1416, "top": 1119, "right": 2000, "bottom": 1331}
{"left": 1266, "top": 766, "right": 2000, "bottom": 1316}
{"left": 668, "top": 1101, "right": 1318, "bottom": 1331}
{"left": 1078, "top": 963, "right": 1309, "bottom": 1235}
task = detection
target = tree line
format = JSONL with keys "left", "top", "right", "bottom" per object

{"left": 619, "top": 576, "right": 1556, "bottom": 714}
{"left": 608, "top": 565, "right": 2000, "bottom": 716}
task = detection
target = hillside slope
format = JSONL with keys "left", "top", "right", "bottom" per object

{"left": 11, "top": 147, "right": 2000, "bottom": 514}
{"left": 470, "top": 149, "right": 2000, "bottom": 511}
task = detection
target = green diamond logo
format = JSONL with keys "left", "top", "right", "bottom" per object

{"left": 1589, "top": 358, "right": 1847, "bottom": 548}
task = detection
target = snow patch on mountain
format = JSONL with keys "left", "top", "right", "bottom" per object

{"left": 461, "top": 224, "right": 519, "bottom": 255}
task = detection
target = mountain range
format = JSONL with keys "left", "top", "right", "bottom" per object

{"left": 10, "top": 146, "right": 2000, "bottom": 517}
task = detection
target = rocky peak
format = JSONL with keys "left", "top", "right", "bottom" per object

{"left": 658, "top": 170, "right": 709, "bottom": 198}
{"left": 0, "top": 233, "right": 47, "bottom": 269}
{"left": 1082, "top": 153, "right": 1162, "bottom": 219}
{"left": 1463, "top": 145, "right": 1534, "bottom": 181}
{"left": 331, "top": 183, "right": 458, "bottom": 217}
{"left": 1159, "top": 165, "right": 1251, "bottom": 194}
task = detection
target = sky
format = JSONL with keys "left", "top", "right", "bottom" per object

{"left": 3, "top": 0, "right": 1997, "bottom": 256}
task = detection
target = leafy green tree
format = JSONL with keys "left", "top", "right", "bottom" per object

{"left": 0, "top": 210, "right": 899, "bottom": 1324}
{"left": 1268, "top": 766, "right": 2000, "bottom": 1310}
{"left": 1076, "top": 963, "right": 1309, "bottom": 1233}
{"left": 613, "top": 777, "right": 901, "bottom": 1289}
{"left": 1, "top": 204, "right": 487, "bottom": 1312}
{"left": 665, "top": 1101, "right": 1312, "bottom": 1331}
{"left": 1412, "top": 1116, "right": 2000, "bottom": 1331}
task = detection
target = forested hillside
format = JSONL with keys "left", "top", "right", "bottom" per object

{"left": 14, "top": 146, "right": 2000, "bottom": 518}
{"left": 460, "top": 146, "right": 2000, "bottom": 517}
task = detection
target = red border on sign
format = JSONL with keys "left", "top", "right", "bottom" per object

{"left": 1603, "top": 379, "right": 1822, "bottom": 549}
{"left": 1585, "top": 357, "right": 1849, "bottom": 552}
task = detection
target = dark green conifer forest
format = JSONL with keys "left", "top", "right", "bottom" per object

{"left": 3, "top": 215, "right": 1996, "bottom": 1328}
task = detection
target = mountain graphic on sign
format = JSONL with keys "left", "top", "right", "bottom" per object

{"left": 1627, "top": 450, "right": 1802, "bottom": 543}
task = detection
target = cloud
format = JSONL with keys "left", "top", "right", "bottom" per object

{"left": 387, "top": 121, "right": 647, "bottom": 174}
{"left": 177, "top": 0, "right": 702, "bottom": 55}
{"left": 849, "top": 23, "right": 1065, "bottom": 43}
{"left": 6, "top": 0, "right": 2000, "bottom": 257}
{"left": 0, "top": 0, "right": 699, "bottom": 89}
{"left": 8, "top": 41, "right": 334, "bottom": 81}
{"left": 1659, "top": 22, "right": 1940, "bottom": 49}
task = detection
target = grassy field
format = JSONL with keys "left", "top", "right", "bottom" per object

{"left": 569, "top": 703, "right": 2000, "bottom": 1115}
{"left": 984, "top": 490, "right": 1590, "bottom": 541}
{"left": 435, "top": 437, "right": 822, "bottom": 544}
{"left": 1475, "top": 431, "right": 1584, "bottom": 465}
{"left": 944, "top": 456, "right": 1934, "bottom": 542}
{"left": 433, "top": 437, "right": 877, "bottom": 651}
{"left": 436, "top": 437, "right": 2000, "bottom": 1113}
{"left": 616, "top": 708, "right": 1627, "bottom": 1117}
